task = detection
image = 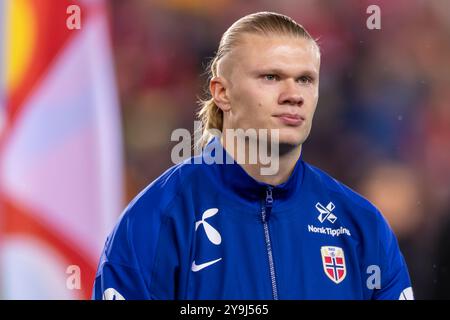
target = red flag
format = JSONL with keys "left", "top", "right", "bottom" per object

{"left": 0, "top": 0, "right": 124, "bottom": 299}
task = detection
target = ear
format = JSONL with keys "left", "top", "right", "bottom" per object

{"left": 210, "top": 76, "right": 231, "bottom": 112}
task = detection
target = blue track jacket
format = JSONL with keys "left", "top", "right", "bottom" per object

{"left": 93, "top": 138, "right": 413, "bottom": 300}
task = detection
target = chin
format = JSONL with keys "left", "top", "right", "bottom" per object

{"left": 277, "top": 131, "right": 306, "bottom": 147}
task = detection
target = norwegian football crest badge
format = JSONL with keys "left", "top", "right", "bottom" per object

{"left": 321, "top": 246, "right": 346, "bottom": 284}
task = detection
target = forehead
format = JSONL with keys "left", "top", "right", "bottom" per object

{"left": 228, "top": 33, "right": 320, "bottom": 73}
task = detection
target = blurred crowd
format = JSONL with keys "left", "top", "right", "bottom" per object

{"left": 109, "top": 0, "right": 450, "bottom": 299}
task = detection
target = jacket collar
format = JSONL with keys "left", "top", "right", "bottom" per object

{"left": 203, "top": 137, "right": 304, "bottom": 204}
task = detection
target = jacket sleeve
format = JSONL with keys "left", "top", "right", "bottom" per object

{"left": 373, "top": 213, "right": 414, "bottom": 300}
{"left": 91, "top": 209, "right": 153, "bottom": 300}
{"left": 92, "top": 260, "right": 151, "bottom": 300}
{"left": 92, "top": 189, "right": 173, "bottom": 300}
{"left": 92, "top": 165, "right": 196, "bottom": 300}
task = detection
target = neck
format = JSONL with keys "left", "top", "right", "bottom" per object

{"left": 220, "top": 135, "right": 302, "bottom": 186}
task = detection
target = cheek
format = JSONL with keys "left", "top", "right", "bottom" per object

{"left": 230, "top": 85, "right": 251, "bottom": 107}
{"left": 305, "top": 86, "right": 318, "bottom": 99}
{"left": 233, "top": 86, "right": 267, "bottom": 111}
{"left": 306, "top": 89, "right": 319, "bottom": 109}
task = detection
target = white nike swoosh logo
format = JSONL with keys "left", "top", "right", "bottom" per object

{"left": 191, "top": 258, "right": 222, "bottom": 272}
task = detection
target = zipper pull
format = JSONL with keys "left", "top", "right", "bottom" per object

{"left": 263, "top": 186, "right": 273, "bottom": 222}
{"left": 265, "top": 186, "right": 273, "bottom": 209}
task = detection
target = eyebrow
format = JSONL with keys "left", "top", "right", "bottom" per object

{"left": 251, "top": 67, "right": 318, "bottom": 78}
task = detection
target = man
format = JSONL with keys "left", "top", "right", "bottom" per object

{"left": 93, "top": 12, "right": 413, "bottom": 300}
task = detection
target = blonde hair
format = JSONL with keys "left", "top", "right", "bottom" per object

{"left": 197, "top": 11, "right": 319, "bottom": 147}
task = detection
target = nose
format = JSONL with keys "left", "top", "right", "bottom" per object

{"left": 278, "top": 79, "right": 304, "bottom": 106}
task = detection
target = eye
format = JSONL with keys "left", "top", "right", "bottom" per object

{"left": 263, "top": 74, "right": 279, "bottom": 81}
{"left": 297, "top": 76, "right": 313, "bottom": 84}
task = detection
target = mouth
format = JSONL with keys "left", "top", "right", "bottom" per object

{"left": 273, "top": 113, "right": 305, "bottom": 126}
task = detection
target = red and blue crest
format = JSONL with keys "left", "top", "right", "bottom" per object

{"left": 321, "top": 246, "right": 346, "bottom": 284}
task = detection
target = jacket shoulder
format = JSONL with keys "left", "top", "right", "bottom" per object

{"left": 99, "top": 158, "right": 203, "bottom": 287}
{"left": 127, "top": 156, "right": 205, "bottom": 217}
{"left": 303, "top": 162, "right": 380, "bottom": 217}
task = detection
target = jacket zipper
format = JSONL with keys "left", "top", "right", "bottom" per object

{"left": 261, "top": 186, "right": 278, "bottom": 300}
